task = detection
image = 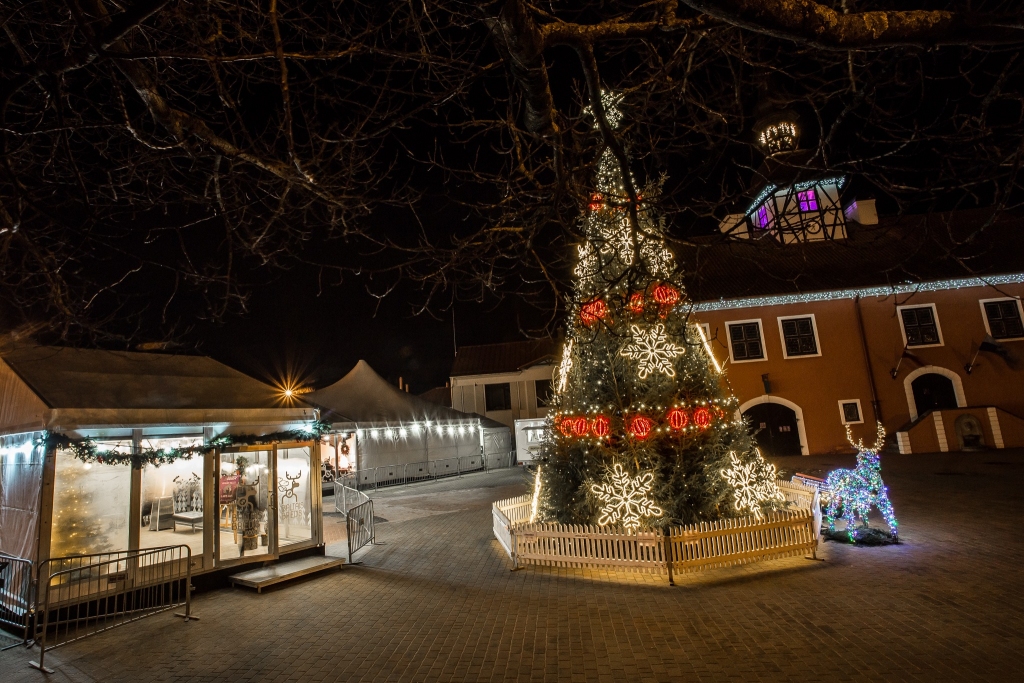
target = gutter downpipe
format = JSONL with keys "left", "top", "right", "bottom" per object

{"left": 854, "top": 295, "right": 882, "bottom": 423}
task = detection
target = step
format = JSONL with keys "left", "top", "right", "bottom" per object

{"left": 229, "top": 555, "right": 345, "bottom": 593}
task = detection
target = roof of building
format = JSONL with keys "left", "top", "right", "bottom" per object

{"left": 450, "top": 339, "right": 558, "bottom": 378}
{"left": 0, "top": 344, "right": 287, "bottom": 410}
{"left": 418, "top": 386, "right": 452, "bottom": 408}
{"left": 307, "top": 360, "right": 500, "bottom": 427}
{"left": 681, "top": 208, "right": 1024, "bottom": 303}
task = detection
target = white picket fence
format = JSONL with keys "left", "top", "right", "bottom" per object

{"left": 492, "top": 480, "right": 821, "bottom": 582}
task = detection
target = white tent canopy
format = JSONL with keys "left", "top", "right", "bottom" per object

{"left": 306, "top": 361, "right": 510, "bottom": 473}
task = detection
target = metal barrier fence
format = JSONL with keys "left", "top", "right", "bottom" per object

{"left": 0, "top": 551, "right": 33, "bottom": 647}
{"left": 30, "top": 545, "right": 195, "bottom": 673}
{"left": 348, "top": 452, "right": 516, "bottom": 491}
{"left": 334, "top": 482, "right": 369, "bottom": 515}
{"left": 346, "top": 500, "right": 375, "bottom": 563}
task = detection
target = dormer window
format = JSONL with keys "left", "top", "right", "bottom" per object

{"left": 755, "top": 205, "right": 771, "bottom": 229}
{"left": 797, "top": 189, "right": 818, "bottom": 212}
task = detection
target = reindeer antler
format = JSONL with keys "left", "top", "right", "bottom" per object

{"left": 846, "top": 421, "right": 887, "bottom": 453}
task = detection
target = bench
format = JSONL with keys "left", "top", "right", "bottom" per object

{"left": 172, "top": 511, "right": 204, "bottom": 533}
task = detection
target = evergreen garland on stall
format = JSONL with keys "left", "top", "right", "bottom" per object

{"left": 537, "top": 96, "right": 782, "bottom": 530}
{"left": 38, "top": 420, "right": 332, "bottom": 469}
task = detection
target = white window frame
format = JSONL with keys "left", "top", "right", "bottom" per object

{"left": 699, "top": 322, "right": 710, "bottom": 340}
{"left": 838, "top": 399, "right": 864, "bottom": 425}
{"left": 979, "top": 296, "right": 1024, "bottom": 342}
{"left": 725, "top": 318, "right": 768, "bottom": 364}
{"left": 777, "top": 313, "right": 822, "bottom": 359}
{"left": 896, "top": 303, "right": 944, "bottom": 349}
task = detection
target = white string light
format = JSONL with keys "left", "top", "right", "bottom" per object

{"left": 530, "top": 466, "right": 542, "bottom": 523}
{"left": 620, "top": 323, "right": 684, "bottom": 379}
{"left": 556, "top": 339, "right": 574, "bottom": 392}
{"left": 692, "top": 272, "right": 1024, "bottom": 313}
{"left": 694, "top": 323, "right": 722, "bottom": 374}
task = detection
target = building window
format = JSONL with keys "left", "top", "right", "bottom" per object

{"left": 778, "top": 315, "right": 819, "bottom": 358}
{"left": 899, "top": 305, "right": 942, "bottom": 347}
{"left": 484, "top": 383, "right": 512, "bottom": 411}
{"left": 797, "top": 189, "right": 818, "bottom": 212}
{"left": 535, "top": 379, "right": 552, "bottom": 408}
{"left": 982, "top": 299, "right": 1024, "bottom": 340}
{"left": 727, "top": 320, "right": 765, "bottom": 362}
{"left": 755, "top": 205, "right": 770, "bottom": 229}
{"left": 839, "top": 400, "right": 864, "bottom": 425}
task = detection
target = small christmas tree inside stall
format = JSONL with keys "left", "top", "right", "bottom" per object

{"left": 537, "top": 94, "right": 782, "bottom": 531}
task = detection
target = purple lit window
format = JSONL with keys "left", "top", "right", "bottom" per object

{"left": 756, "top": 205, "right": 770, "bottom": 228}
{"left": 797, "top": 189, "right": 818, "bottom": 212}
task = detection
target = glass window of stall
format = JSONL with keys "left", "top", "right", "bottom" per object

{"left": 139, "top": 437, "right": 206, "bottom": 559}
{"left": 49, "top": 443, "right": 132, "bottom": 560}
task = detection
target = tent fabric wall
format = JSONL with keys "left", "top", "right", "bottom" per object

{"left": 0, "top": 437, "right": 44, "bottom": 562}
{"left": 354, "top": 430, "right": 482, "bottom": 471}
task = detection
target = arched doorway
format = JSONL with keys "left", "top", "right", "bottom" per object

{"left": 743, "top": 402, "right": 802, "bottom": 457}
{"left": 910, "top": 373, "right": 959, "bottom": 418}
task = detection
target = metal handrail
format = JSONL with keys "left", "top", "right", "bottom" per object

{"left": 30, "top": 545, "right": 196, "bottom": 673}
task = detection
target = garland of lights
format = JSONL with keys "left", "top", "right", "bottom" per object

{"left": 823, "top": 422, "right": 899, "bottom": 541}
{"left": 690, "top": 272, "right": 1024, "bottom": 313}
{"left": 554, "top": 402, "right": 727, "bottom": 440}
{"left": 40, "top": 420, "right": 332, "bottom": 469}
{"left": 591, "top": 463, "right": 663, "bottom": 532}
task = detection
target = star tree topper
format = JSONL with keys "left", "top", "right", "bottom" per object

{"left": 721, "top": 452, "right": 784, "bottom": 517}
{"left": 591, "top": 463, "right": 663, "bottom": 532}
{"left": 620, "top": 323, "right": 683, "bottom": 379}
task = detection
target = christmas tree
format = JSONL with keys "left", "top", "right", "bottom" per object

{"left": 537, "top": 96, "right": 782, "bottom": 531}
{"left": 50, "top": 458, "right": 115, "bottom": 558}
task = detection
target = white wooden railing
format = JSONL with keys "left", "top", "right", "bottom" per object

{"left": 492, "top": 480, "right": 821, "bottom": 582}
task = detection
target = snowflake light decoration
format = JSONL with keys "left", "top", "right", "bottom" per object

{"left": 556, "top": 338, "right": 574, "bottom": 392}
{"left": 574, "top": 242, "right": 599, "bottom": 280}
{"left": 591, "top": 463, "right": 663, "bottom": 532}
{"left": 620, "top": 323, "right": 683, "bottom": 379}
{"left": 721, "top": 451, "right": 784, "bottom": 517}
{"left": 639, "top": 237, "right": 675, "bottom": 277}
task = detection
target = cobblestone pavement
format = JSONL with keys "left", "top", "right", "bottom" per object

{"left": 4, "top": 450, "right": 1023, "bottom": 682}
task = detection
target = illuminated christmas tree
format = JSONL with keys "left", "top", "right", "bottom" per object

{"left": 537, "top": 96, "right": 781, "bottom": 529}
{"left": 50, "top": 459, "right": 114, "bottom": 558}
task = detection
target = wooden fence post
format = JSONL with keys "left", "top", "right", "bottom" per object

{"left": 663, "top": 527, "right": 674, "bottom": 586}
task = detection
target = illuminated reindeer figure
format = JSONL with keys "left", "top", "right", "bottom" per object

{"left": 824, "top": 422, "right": 899, "bottom": 541}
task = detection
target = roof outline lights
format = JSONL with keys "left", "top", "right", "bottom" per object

{"left": 745, "top": 184, "right": 777, "bottom": 216}
{"left": 691, "top": 273, "right": 1024, "bottom": 312}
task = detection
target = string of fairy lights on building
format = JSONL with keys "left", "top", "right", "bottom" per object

{"left": 690, "top": 273, "right": 1024, "bottom": 313}
{"left": 354, "top": 421, "right": 483, "bottom": 442}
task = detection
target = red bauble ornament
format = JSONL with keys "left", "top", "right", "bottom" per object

{"left": 628, "top": 292, "right": 645, "bottom": 314}
{"left": 627, "top": 415, "right": 653, "bottom": 440}
{"left": 571, "top": 417, "right": 590, "bottom": 437}
{"left": 591, "top": 415, "right": 610, "bottom": 438}
{"left": 652, "top": 283, "right": 681, "bottom": 307}
{"left": 589, "top": 193, "right": 604, "bottom": 212}
{"left": 580, "top": 298, "right": 609, "bottom": 326}
{"left": 666, "top": 407, "right": 689, "bottom": 430}
{"left": 693, "top": 407, "right": 713, "bottom": 429}
{"left": 556, "top": 417, "right": 574, "bottom": 437}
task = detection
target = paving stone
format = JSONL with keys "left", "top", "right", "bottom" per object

{"left": 4, "top": 452, "right": 1024, "bottom": 681}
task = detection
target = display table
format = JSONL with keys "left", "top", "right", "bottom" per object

{"left": 172, "top": 511, "right": 204, "bottom": 533}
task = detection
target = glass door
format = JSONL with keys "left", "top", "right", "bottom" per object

{"left": 217, "top": 450, "right": 274, "bottom": 562}
{"left": 276, "top": 445, "right": 313, "bottom": 549}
